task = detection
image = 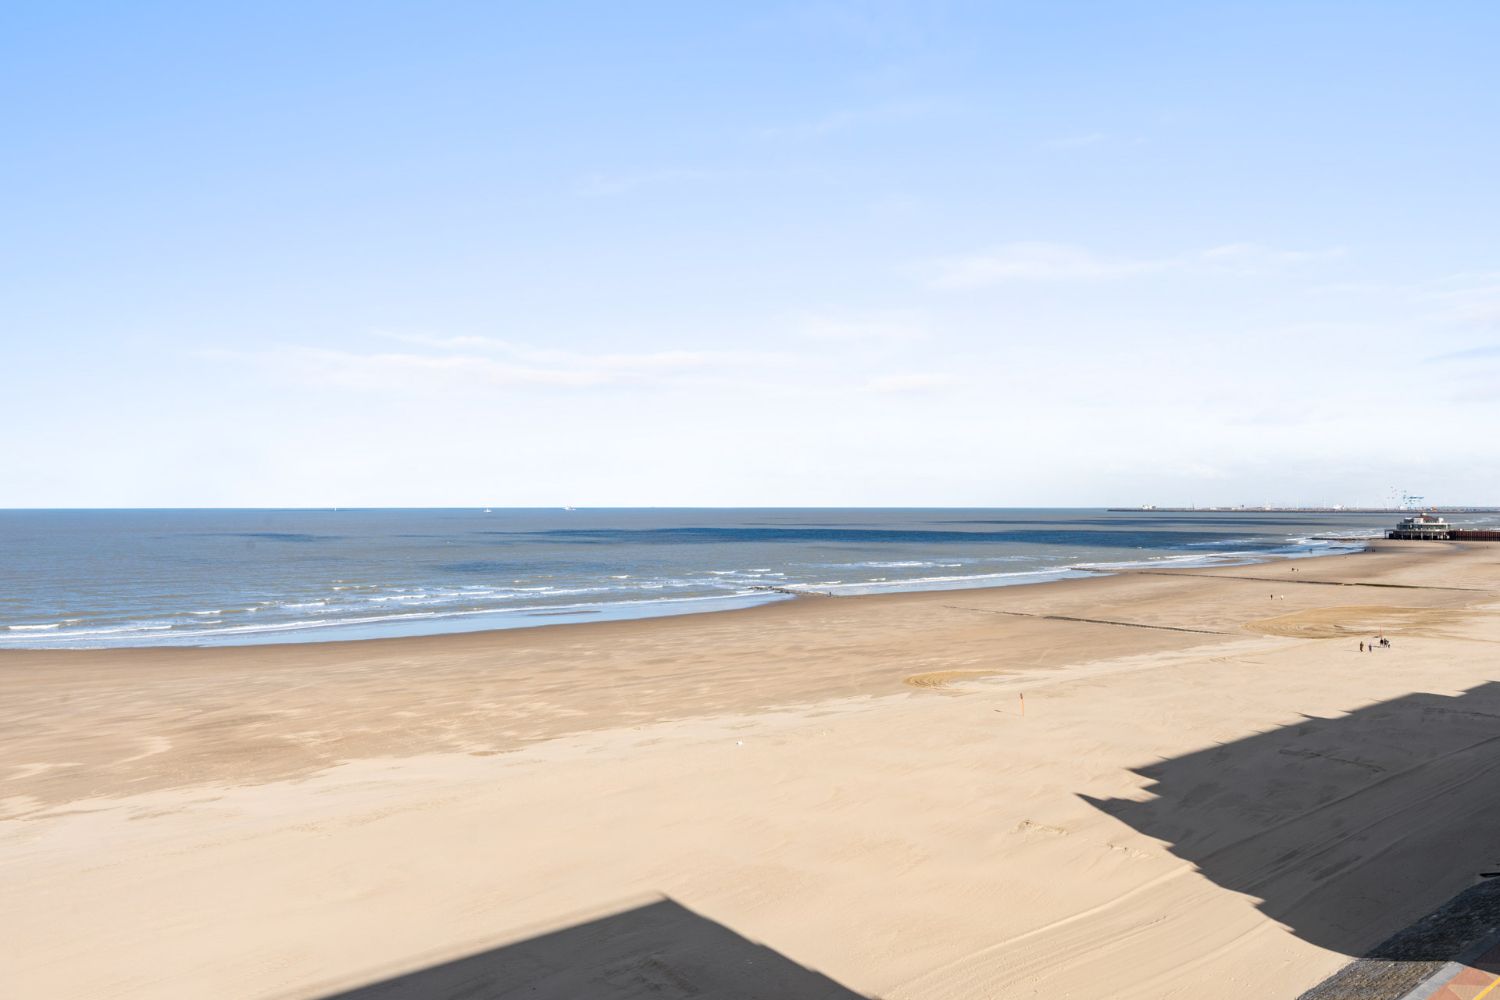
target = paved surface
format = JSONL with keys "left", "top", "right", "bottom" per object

{"left": 1298, "top": 880, "right": 1500, "bottom": 1000}
{"left": 1412, "top": 940, "right": 1500, "bottom": 1000}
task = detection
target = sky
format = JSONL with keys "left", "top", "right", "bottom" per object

{"left": 3, "top": 1, "right": 1498, "bottom": 508}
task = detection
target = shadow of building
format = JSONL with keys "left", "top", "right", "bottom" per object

{"left": 1084, "top": 681, "right": 1500, "bottom": 961}
{"left": 314, "top": 897, "right": 868, "bottom": 1000}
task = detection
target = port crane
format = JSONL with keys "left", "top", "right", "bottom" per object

{"left": 1387, "top": 489, "right": 1426, "bottom": 510}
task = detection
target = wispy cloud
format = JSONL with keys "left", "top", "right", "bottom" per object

{"left": 1199, "top": 242, "right": 1345, "bottom": 272}
{"left": 929, "top": 242, "right": 1166, "bottom": 287}
{"left": 758, "top": 98, "right": 949, "bottom": 139}
{"left": 574, "top": 168, "right": 721, "bottom": 198}
{"left": 863, "top": 372, "right": 961, "bottom": 393}
{"left": 214, "top": 336, "right": 785, "bottom": 392}
{"left": 1041, "top": 131, "right": 1110, "bottom": 150}
{"left": 1425, "top": 343, "right": 1500, "bottom": 363}
{"left": 380, "top": 333, "right": 769, "bottom": 373}
{"left": 928, "top": 241, "right": 1344, "bottom": 288}
{"left": 1449, "top": 376, "right": 1500, "bottom": 402}
{"left": 1310, "top": 271, "right": 1500, "bottom": 331}
{"left": 1416, "top": 272, "right": 1500, "bottom": 327}
{"left": 797, "top": 312, "right": 928, "bottom": 343}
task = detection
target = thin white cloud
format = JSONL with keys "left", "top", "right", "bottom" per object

{"left": 574, "top": 168, "right": 719, "bottom": 198}
{"left": 214, "top": 338, "right": 786, "bottom": 392}
{"left": 1425, "top": 343, "right": 1500, "bottom": 363}
{"left": 797, "top": 312, "right": 928, "bottom": 343}
{"left": 1416, "top": 272, "right": 1500, "bottom": 327}
{"left": 1199, "top": 242, "right": 1345, "bottom": 272}
{"left": 1450, "top": 376, "right": 1500, "bottom": 402}
{"left": 379, "top": 333, "right": 769, "bottom": 374}
{"left": 1450, "top": 300, "right": 1500, "bottom": 327}
{"left": 1041, "top": 131, "right": 1110, "bottom": 150}
{"left": 758, "top": 98, "right": 948, "bottom": 139}
{"left": 1308, "top": 272, "right": 1500, "bottom": 333}
{"left": 929, "top": 242, "right": 1168, "bottom": 287}
{"left": 863, "top": 372, "right": 962, "bottom": 393}
{"left": 272, "top": 347, "right": 616, "bottom": 389}
{"left": 928, "top": 241, "right": 1344, "bottom": 288}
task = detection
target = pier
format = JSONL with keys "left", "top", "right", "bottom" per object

{"left": 1386, "top": 513, "right": 1500, "bottom": 541}
{"left": 1108, "top": 507, "right": 1500, "bottom": 514}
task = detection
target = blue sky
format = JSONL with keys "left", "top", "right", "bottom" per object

{"left": 4, "top": 2, "right": 1498, "bottom": 506}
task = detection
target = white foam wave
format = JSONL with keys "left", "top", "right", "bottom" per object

{"left": 789, "top": 567, "right": 1086, "bottom": 596}
{"left": 2, "top": 590, "right": 793, "bottom": 647}
{"left": 28, "top": 622, "right": 176, "bottom": 638}
{"left": 0, "top": 523, "right": 1376, "bottom": 649}
{"left": 1072, "top": 552, "right": 1241, "bottom": 571}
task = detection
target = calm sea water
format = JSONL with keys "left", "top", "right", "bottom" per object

{"left": 0, "top": 508, "right": 1430, "bottom": 648}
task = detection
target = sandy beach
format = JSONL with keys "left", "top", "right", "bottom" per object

{"left": 4, "top": 540, "right": 1500, "bottom": 999}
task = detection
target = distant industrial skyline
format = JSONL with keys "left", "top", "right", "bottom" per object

{"left": 4, "top": 3, "right": 1498, "bottom": 507}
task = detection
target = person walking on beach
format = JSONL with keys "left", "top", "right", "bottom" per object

{"left": 1360, "top": 641, "right": 1365, "bottom": 652}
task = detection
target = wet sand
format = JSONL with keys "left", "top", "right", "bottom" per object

{"left": 4, "top": 541, "right": 1499, "bottom": 998}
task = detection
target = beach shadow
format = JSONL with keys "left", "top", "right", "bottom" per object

{"left": 313, "top": 897, "right": 868, "bottom": 1000}
{"left": 1083, "top": 681, "right": 1500, "bottom": 961}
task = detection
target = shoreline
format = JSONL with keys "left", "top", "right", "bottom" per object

{"left": 0, "top": 533, "right": 1375, "bottom": 652}
{"left": 0, "top": 540, "right": 1371, "bottom": 665}
{"left": 6, "top": 540, "right": 1500, "bottom": 999}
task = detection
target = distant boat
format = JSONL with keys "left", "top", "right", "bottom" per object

{"left": 483, "top": 508, "right": 492, "bottom": 513}
{"left": 563, "top": 506, "right": 576, "bottom": 511}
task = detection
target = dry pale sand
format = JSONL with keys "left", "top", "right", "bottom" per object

{"left": 4, "top": 541, "right": 1500, "bottom": 999}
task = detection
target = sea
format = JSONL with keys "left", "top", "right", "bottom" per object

{"left": 0, "top": 507, "right": 1467, "bottom": 649}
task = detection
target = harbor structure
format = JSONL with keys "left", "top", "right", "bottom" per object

{"left": 1388, "top": 513, "right": 1453, "bottom": 540}
{"left": 1108, "top": 506, "right": 1500, "bottom": 513}
{"left": 1387, "top": 514, "right": 1500, "bottom": 542}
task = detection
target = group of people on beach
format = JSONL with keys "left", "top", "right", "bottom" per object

{"left": 1359, "top": 637, "right": 1392, "bottom": 652}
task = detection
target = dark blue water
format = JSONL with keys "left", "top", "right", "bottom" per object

{"left": 0, "top": 508, "right": 1412, "bottom": 648}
